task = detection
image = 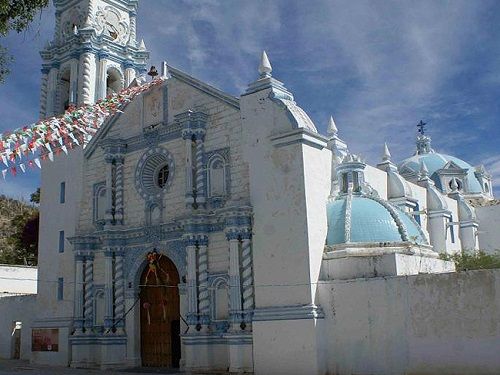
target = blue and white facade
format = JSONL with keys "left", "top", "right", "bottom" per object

{"left": 33, "top": 1, "right": 499, "bottom": 374}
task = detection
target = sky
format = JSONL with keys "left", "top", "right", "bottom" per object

{"left": 0, "top": 0, "right": 499, "bottom": 200}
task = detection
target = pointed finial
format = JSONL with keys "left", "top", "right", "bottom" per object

{"left": 382, "top": 142, "right": 391, "bottom": 161}
{"left": 327, "top": 116, "right": 338, "bottom": 137}
{"left": 139, "top": 39, "right": 146, "bottom": 50}
{"left": 450, "top": 178, "right": 458, "bottom": 191}
{"left": 420, "top": 161, "right": 429, "bottom": 177}
{"left": 259, "top": 50, "right": 272, "bottom": 78}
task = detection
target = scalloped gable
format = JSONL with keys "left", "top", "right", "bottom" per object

{"left": 84, "top": 65, "right": 240, "bottom": 158}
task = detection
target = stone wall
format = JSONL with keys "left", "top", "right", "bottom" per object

{"left": 318, "top": 269, "right": 500, "bottom": 375}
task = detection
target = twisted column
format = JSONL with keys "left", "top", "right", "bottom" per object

{"left": 104, "top": 249, "right": 114, "bottom": 331}
{"left": 79, "top": 51, "right": 94, "bottom": 105}
{"left": 83, "top": 255, "right": 94, "bottom": 331}
{"left": 197, "top": 236, "right": 210, "bottom": 323}
{"left": 195, "top": 136, "right": 206, "bottom": 205}
{"left": 74, "top": 254, "right": 85, "bottom": 334}
{"left": 241, "top": 232, "right": 254, "bottom": 312}
{"left": 104, "top": 155, "right": 114, "bottom": 226}
{"left": 114, "top": 157, "right": 124, "bottom": 225}
{"left": 114, "top": 251, "right": 125, "bottom": 331}
{"left": 39, "top": 70, "right": 49, "bottom": 119}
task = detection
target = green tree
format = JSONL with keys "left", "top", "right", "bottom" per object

{"left": 30, "top": 187, "right": 40, "bottom": 204}
{"left": 0, "top": 0, "right": 49, "bottom": 83}
{"left": 6, "top": 210, "right": 39, "bottom": 265}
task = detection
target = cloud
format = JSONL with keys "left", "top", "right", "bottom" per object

{"left": 0, "top": 0, "right": 499, "bottom": 199}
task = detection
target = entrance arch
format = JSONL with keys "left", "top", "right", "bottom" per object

{"left": 140, "top": 252, "right": 180, "bottom": 367}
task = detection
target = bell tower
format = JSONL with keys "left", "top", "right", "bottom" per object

{"left": 40, "top": 0, "right": 149, "bottom": 118}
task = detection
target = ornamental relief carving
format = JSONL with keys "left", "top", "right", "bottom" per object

{"left": 93, "top": 6, "right": 130, "bottom": 45}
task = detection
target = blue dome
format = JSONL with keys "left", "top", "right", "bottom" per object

{"left": 326, "top": 195, "right": 427, "bottom": 246}
{"left": 398, "top": 152, "right": 483, "bottom": 193}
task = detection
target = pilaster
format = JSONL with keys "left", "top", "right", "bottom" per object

{"left": 227, "top": 231, "right": 243, "bottom": 330}
{"left": 104, "top": 248, "right": 115, "bottom": 331}
{"left": 74, "top": 253, "right": 85, "bottom": 334}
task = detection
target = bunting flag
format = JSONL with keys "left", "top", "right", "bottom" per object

{"left": 0, "top": 78, "right": 165, "bottom": 180}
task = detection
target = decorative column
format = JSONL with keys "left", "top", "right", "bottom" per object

{"left": 46, "top": 65, "right": 59, "bottom": 117}
{"left": 69, "top": 57, "right": 79, "bottom": 106}
{"left": 79, "top": 50, "right": 95, "bottom": 105}
{"left": 104, "top": 248, "right": 115, "bottom": 331}
{"left": 240, "top": 230, "right": 254, "bottom": 323}
{"left": 114, "top": 156, "right": 124, "bottom": 225}
{"left": 98, "top": 52, "right": 109, "bottom": 100}
{"left": 197, "top": 236, "right": 210, "bottom": 327}
{"left": 74, "top": 253, "right": 85, "bottom": 334}
{"left": 128, "top": 10, "right": 137, "bottom": 47}
{"left": 227, "top": 231, "right": 243, "bottom": 330}
{"left": 195, "top": 134, "right": 206, "bottom": 206}
{"left": 114, "top": 249, "right": 125, "bottom": 334}
{"left": 39, "top": 68, "right": 49, "bottom": 119}
{"left": 104, "top": 155, "right": 115, "bottom": 226}
{"left": 185, "top": 238, "right": 198, "bottom": 325}
{"left": 124, "top": 61, "right": 136, "bottom": 88}
{"left": 54, "top": 11, "right": 61, "bottom": 45}
{"left": 183, "top": 130, "right": 195, "bottom": 206}
{"left": 83, "top": 254, "right": 94, "bottom": 333}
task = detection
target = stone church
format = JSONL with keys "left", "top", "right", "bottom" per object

{"left": 31, "top": 1, "right": 500, "bottom": 374}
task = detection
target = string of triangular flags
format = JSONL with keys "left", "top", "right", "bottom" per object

{"left": 0, "top": 78, "right": 165, "bottom": 180}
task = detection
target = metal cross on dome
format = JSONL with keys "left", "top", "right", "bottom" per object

{"left": 417, "top": 120, "right": 427, "bottom": 135}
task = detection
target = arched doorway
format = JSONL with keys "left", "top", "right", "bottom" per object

{"left": 140, "top": 252, "right": 181, "bottom": 367}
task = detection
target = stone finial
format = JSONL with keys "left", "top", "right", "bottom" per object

{"left": 139, "top": 39, "right": 146, "bottom": 51}
{"left": 450, "top": 178, "right": 459, "bottom": 192}
{"left": 420, "top": 161, "right": 429, "bottom": 178}
{"left": 161, "top": 61, "right": 168, "bottom": 78}
{"left": 259, "top": 50, "right": 272, "bottom": 78}
{"left": 327, "top": 116, "right": 338, "bottom": 137}
{"left": 382, "top": 142, "right": 391, "bottom": 161}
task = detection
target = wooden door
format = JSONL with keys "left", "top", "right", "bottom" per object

{"left": 140, "top": 254, "right": 180, "bottom": 367}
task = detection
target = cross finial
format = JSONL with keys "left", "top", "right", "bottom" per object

{"left": 259, "top": 51, "right": 272, "bottom": 78}
{"left": 417, "top": 120, "right": 426, "bottom": 135}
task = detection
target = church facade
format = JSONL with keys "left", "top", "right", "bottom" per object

{"left": 31, "top": 1, "right": 500, "bottom": 374}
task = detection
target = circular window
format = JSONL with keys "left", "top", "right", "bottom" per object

{"left": 157, "top": 164, "right": 169, "bottom": 188}
{"left": 135, "top": 147, "right": 175, "bottom": 200}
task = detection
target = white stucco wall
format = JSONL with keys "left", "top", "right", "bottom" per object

{"left": 0, "top": 295, "right": 36, "bottom": 360}
{"left": 476, "top": 203, "right": 500, "bottom": 254}
{"left": 318, "top": 269, "right": 500, "bottom": 375}
{"left": 0, "top": 265, "right": 37, "bottom": 295}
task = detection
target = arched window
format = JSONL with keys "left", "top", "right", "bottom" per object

{"left": 57, "top": 68, "right": 71, "bottom": 114}
{"left": 207, "top": 155, "right": 226, "bottom": 198}
{"left": 484, "top": 182, "right": 489, "bottom": 193}
{"left": 106, "top": 68, "right": 123, "bottom": 96}
{"left": 211, "top": 278, "right": 229, "bottom": 321}
{"left": 149, "top": 204, "right": 162, "bottom": 225}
